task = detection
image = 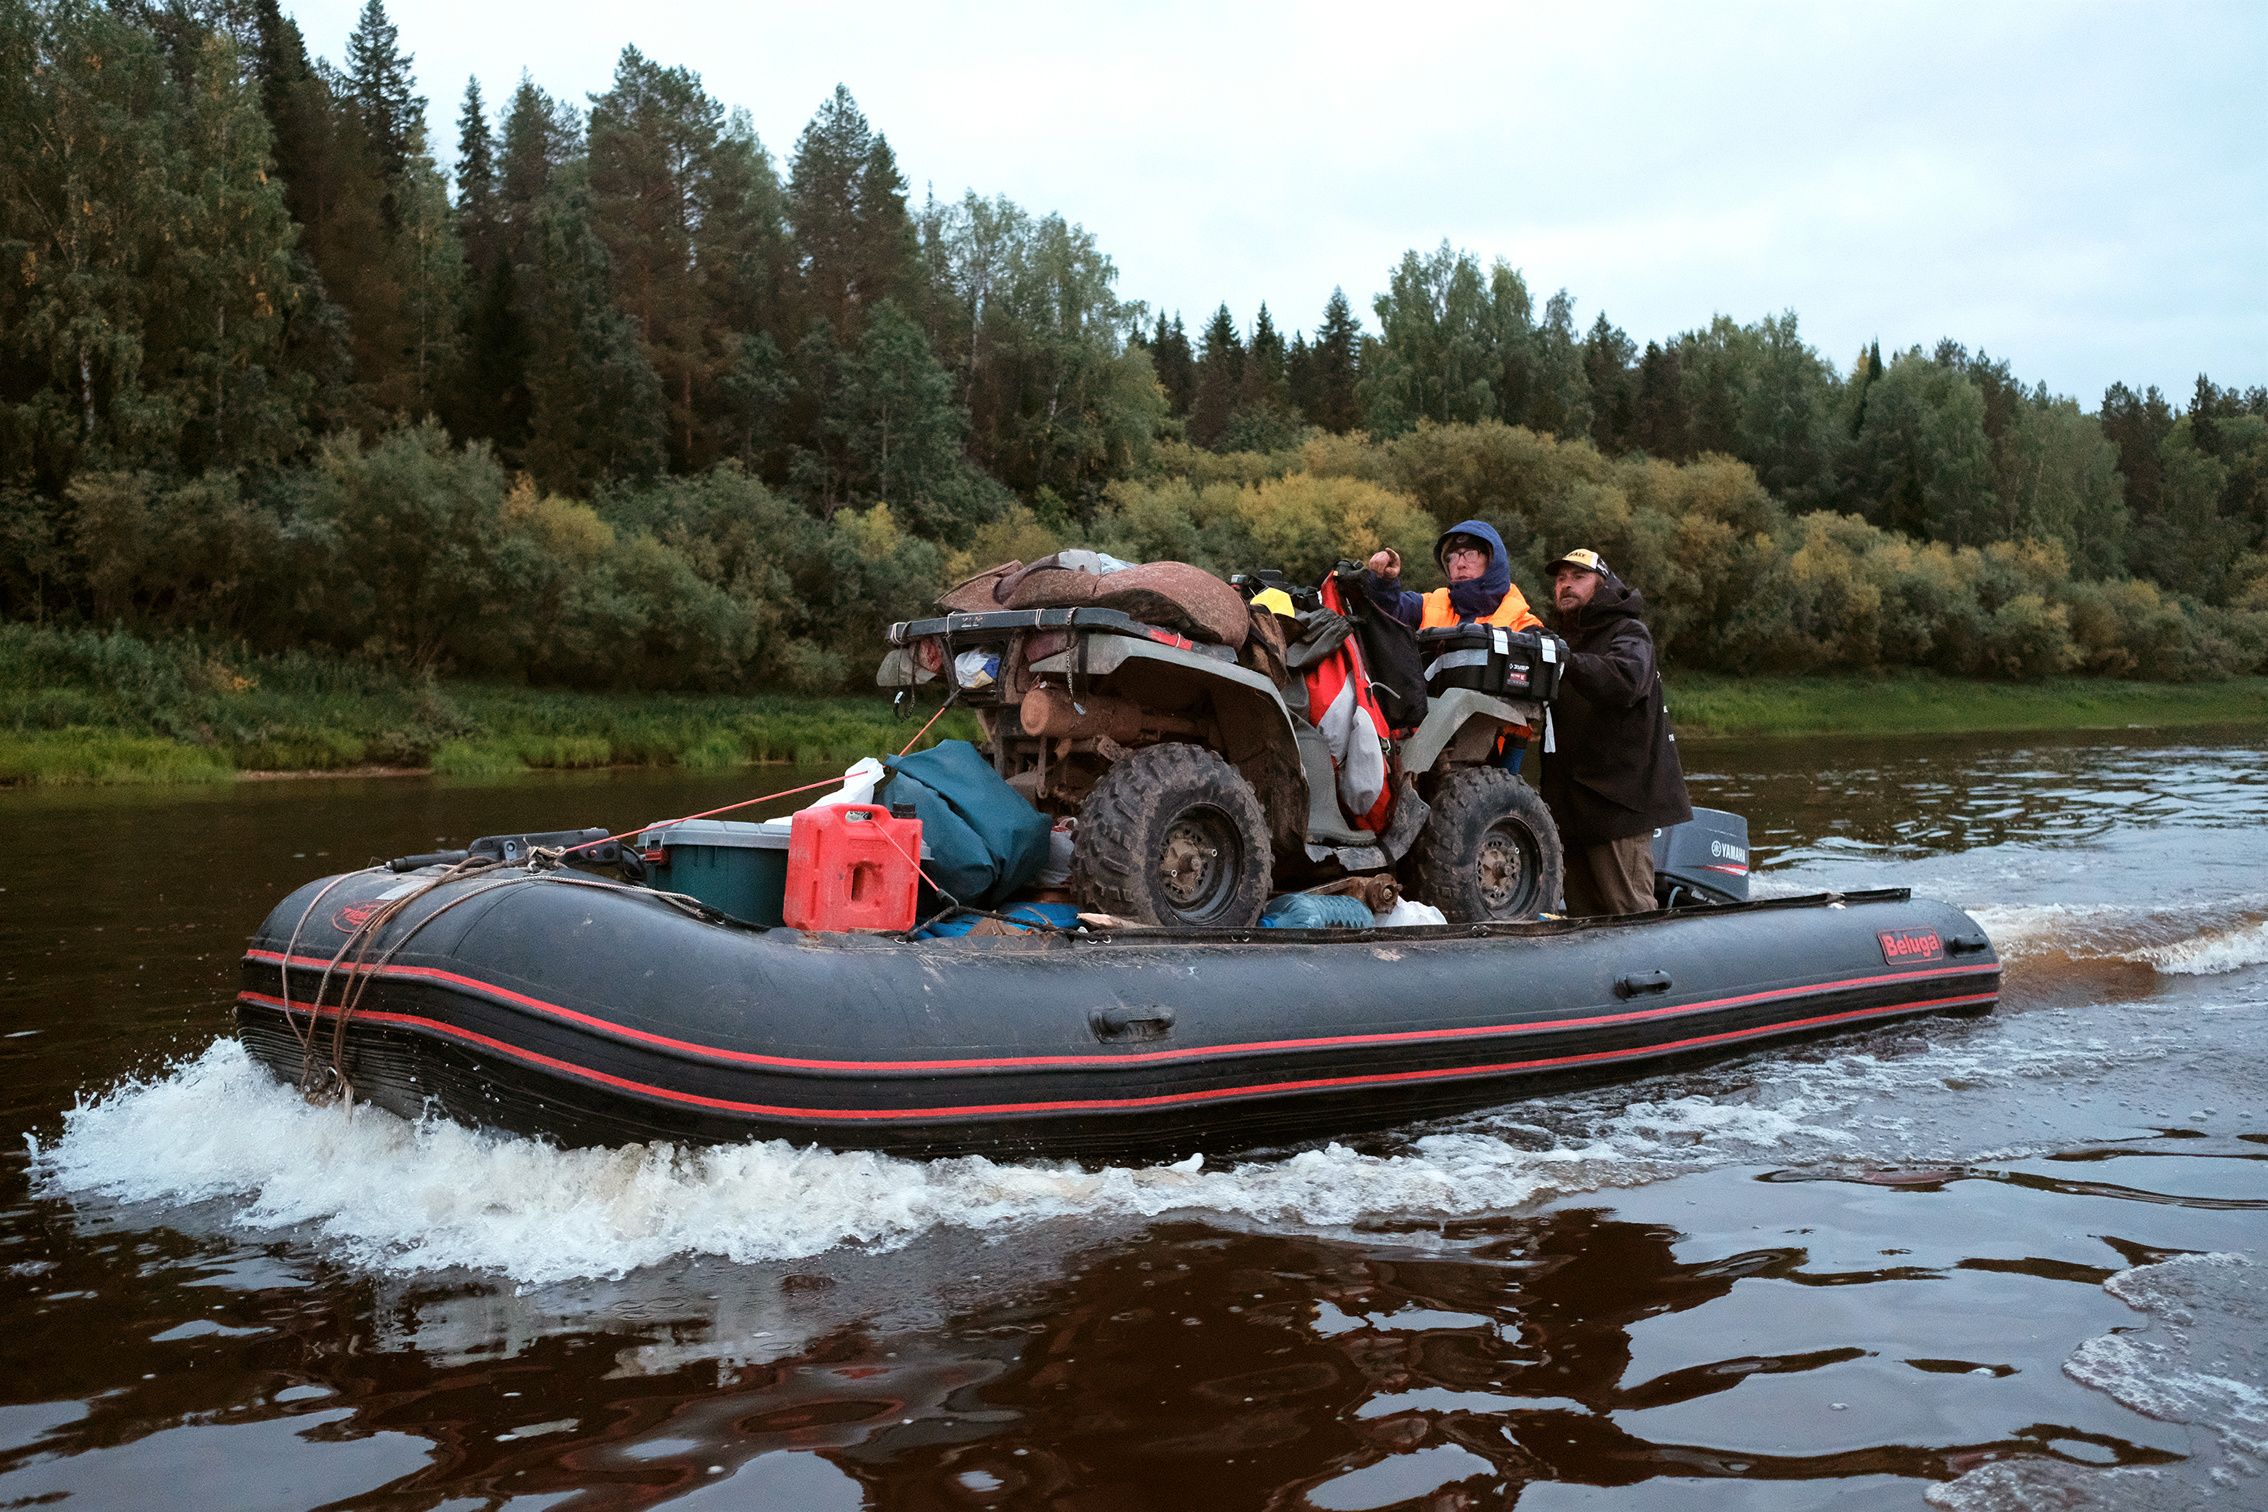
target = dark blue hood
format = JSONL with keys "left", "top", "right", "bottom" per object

{"left": 1436, "top": 519, "right": 1512, "bottom": 623}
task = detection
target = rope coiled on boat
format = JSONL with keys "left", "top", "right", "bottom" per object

{"left": 277, "top": 855, "right": 513, "bottom": 1112}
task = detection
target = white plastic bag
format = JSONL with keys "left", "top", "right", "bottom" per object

{"left": 953, "top": 650, "right": 998, "bottom": 689}
{"left": 801, "top": 755, "right": 887, "bottom": 811}
{"left": 1373, "top": 898, "right": 1448, "bottom": 928}
{"left": 1054, "top": 548, "right": 1135, "bottom": 576}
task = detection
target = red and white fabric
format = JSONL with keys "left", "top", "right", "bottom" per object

{"left": 1305, "top": 576, "right": 1396, "bottom": 834}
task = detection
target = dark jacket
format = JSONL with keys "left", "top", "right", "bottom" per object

{"left": 1539, "top": 570, "right": 1693, "bottom": 844}
{"left": 1367, "top": 519, "right": 1515, "bottom": 628}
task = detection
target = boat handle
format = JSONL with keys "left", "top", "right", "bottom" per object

{"left": 1094, "top": 1005, "right": 1176, "bottom": 1040}
{"left": 1947, "top": 934, "right": 1991, "bottom": 954}
{"left": 1616, "top": 970, "right": 1673, "bottom": 998}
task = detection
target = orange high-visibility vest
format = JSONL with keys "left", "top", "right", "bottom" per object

{"left": 1418, "top": 585, "right": 1542, "bottom": 633}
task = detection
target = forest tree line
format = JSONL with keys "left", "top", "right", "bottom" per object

{"left": 4, "top": 0, "right": 2264, "bottom": 694}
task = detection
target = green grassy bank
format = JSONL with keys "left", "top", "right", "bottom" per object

{"left": 0, "top": 683, "right": 985, "bottom": 787}
{"left": 4, "top": 623, "right": 2263, "bottom": 787}
{"left": 1668, "top": 671, "right": 2268, "bottom": 739}
{"left": 0, "top": 622, "right": 982, "bottom": 786}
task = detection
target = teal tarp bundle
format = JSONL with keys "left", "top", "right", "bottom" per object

{"left": 881, "top": 741, "right": 1053, "bottom": 908}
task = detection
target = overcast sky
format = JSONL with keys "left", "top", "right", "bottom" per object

{"left": 284, "top": 0, "right": 2265, "bottom": 407}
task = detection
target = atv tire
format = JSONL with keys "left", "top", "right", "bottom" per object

{"left": 1071, "top": 743, "right": 1273, "bottom": 928}
{"left": 1406, "top": 767, "right": 1563, "bottom": 923}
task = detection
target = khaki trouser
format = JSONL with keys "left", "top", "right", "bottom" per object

{"left": 1561, "top": 833, "right": 1655, "bottom": 917}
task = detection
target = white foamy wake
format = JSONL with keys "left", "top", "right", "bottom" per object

{"left": 31, "top": 1041, "right": 1655, "bottom": 1285}
{"left": 1959, "top": 896, "right": 2268, "bottom": 980}
{"left": 2124, "top": 917, "right": 2268, "bottom": 977}
{"left": 30, "top": 1000, "right": 2169, "bottom": 1287}
{"left": 1961, "top": 902, "right": 2126, "bottom": 961}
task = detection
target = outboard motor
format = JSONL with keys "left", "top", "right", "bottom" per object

{"left": 1652, "top": 807, "right": 1751, "bottom": 908}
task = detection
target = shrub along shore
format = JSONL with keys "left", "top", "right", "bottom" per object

{"left": 2, "top": 623, "right": 2261, "bottom": 787}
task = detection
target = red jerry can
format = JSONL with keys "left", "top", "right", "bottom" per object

{"left": 782, "top": 803, "right": 923, "bottom": 932}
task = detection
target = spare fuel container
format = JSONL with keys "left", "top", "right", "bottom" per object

{"left": 783, "top": 803, "right": 924, "bottom": 932}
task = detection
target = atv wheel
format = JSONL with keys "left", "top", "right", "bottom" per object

{"left": 1071, "top": 743, "right": 1272, "bottom": 927}
{"left": 1407, "top": 768, "right": 1563, "bottom": 923}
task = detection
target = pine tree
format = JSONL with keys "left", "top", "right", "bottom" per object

{"left": 495, "top": 75, "right": 579, "bottom": 268}
{"left": 246, "top": 0, "right": 439, "bottom": 420}
{"left": 1237, "top": 304, "right": 1289, "bottom": 411}
{"left": 250, "top": 0, "right": 313, "bottom": 154}
{"left": 1634, "top": 341, "right": 1690, "bottom": 458}
{"left": 345, "top": 0, "right": 422, "bottom": 187}
{"left": 697, "top": 111, "right": 790, "bottom": 362}
{"left": 1303, "top": 289, "right": 1362, "bottom": 433}
{"left": 164, "top": 28, "right": 310, "bottom": 473}
{"left": 454, "top": 78, "right": 498, "bottom": 277}
{"left": 448, "top": 255, "right": 529, "bottom": 449}
{"left": 2098, "top": 381, "right": 2174, "bottom": 520}
{"left": 1148, "top": 313, "right": 1195, "bottom": 417}
{"left": 1582, "top": 313, "right": 1637, "bottom": 454}
{"left": 787, "top": 320, "right": 849, "bottom": 510}
{"left": 585, "top": 50, "right": 788, "bottom": 473}
{"left": 724, "top": 330, "right": 795, "bottom": 471}
{"left": 1285, "top": 332, "right": 1315, "bottom": 422}
{"left": 787, "top": 86, "right": 913, "bottom": 341}
{"left": 520, "top": 194, "right": 666, "bottom": 494}
{"left": 1521, "top": 290, "right": 1592, "bottom": 440}
{"left": 1845, "top": 340, "right": 1885, "bottom": 438}
{"left": 586, "top": 47, "right": 719, "bottom": 468}
{"left": 1189, "top": 305, "right": 1244, "bottom": 450}
{"left": 1221, "top": 303, "right": 1301, "bottom": 451}
{"left": 235, "top": 0, "right": 359, "bottom": 436}
{"left": 386, "top": 148, "right": 465, "bottom": 419}
{"left": 335, "top": 4, "right": 464, "bottom": 418}
{"left": 1687, "top": 332, "right": 1740, "bottom": 457}
{"left": 2186, "top": 373, "right": 2248, "bottom": 460}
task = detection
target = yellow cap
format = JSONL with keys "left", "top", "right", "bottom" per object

{"left": 1545, "top": 547, "right": 1609, "bottom": 576}
{"left": 1250, "top": 587, "right": 1297, "bottom": 618}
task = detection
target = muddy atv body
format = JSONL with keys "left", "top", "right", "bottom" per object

{"left": 878, "top": 603, "right": 1566, "bottom": 929}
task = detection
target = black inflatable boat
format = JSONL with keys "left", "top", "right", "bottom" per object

{"left": 235, "top": 865, "right": 1998, "bottom": 1159}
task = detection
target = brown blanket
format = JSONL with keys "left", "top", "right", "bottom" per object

{"left": 935, "top": 556, "right": 1249, "bottom": 649}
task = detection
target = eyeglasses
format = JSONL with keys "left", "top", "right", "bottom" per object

{"left": 1443, "top": 545, "right": 1487, "bottom": 560}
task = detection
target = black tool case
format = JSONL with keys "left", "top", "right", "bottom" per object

{"left": 1416, "top": 624, "right": 1567, "bottom": 701}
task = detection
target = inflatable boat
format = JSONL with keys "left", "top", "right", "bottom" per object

{"left": 234, "top": 864, "right": 1998, "bottom": 1159}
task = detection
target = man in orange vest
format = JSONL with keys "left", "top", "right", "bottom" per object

{"left": 1364, "top": 520, "right": 1542, "bottom": 632}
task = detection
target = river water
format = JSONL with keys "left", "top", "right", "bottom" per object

{"left": 4, "top": 730, "right": 2265, "bottom": 1511}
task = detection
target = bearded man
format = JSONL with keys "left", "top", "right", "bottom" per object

{"left": 1537, "top": 548, "right": 1692, "bottom": 916}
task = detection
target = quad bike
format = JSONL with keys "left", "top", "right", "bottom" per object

{"left": 877, "top": 564, "right": 1571, "bottom": 928}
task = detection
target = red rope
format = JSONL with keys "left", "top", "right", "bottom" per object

{"left": 560, "top": 777, "right": 842, "bottom": 856}
{"left": 871, "top": 821, "right": 948, "bottom": 903}
{"left": 894, "top": 696, "right": 955, "bottom": 758}
{"left": 564, "top": 696, "right": 961, "bottom": 857}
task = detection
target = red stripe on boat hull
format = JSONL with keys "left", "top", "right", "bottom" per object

{"left": 240, "top": 948, "right": 1998, "bottom": 1076}
{"left": 236, "top": 988, "right": 1998, "bottom": 1125}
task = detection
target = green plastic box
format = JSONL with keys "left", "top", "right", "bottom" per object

{"left": 636, "top": 819, "right": 793, "bottom": 925}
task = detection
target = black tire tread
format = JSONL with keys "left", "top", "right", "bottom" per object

{"left": 1408, "top": 767, "right": 1564, "bottom": 922}
{"left": 1071, "top": 743, "right": 1272, "bottom": 927}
